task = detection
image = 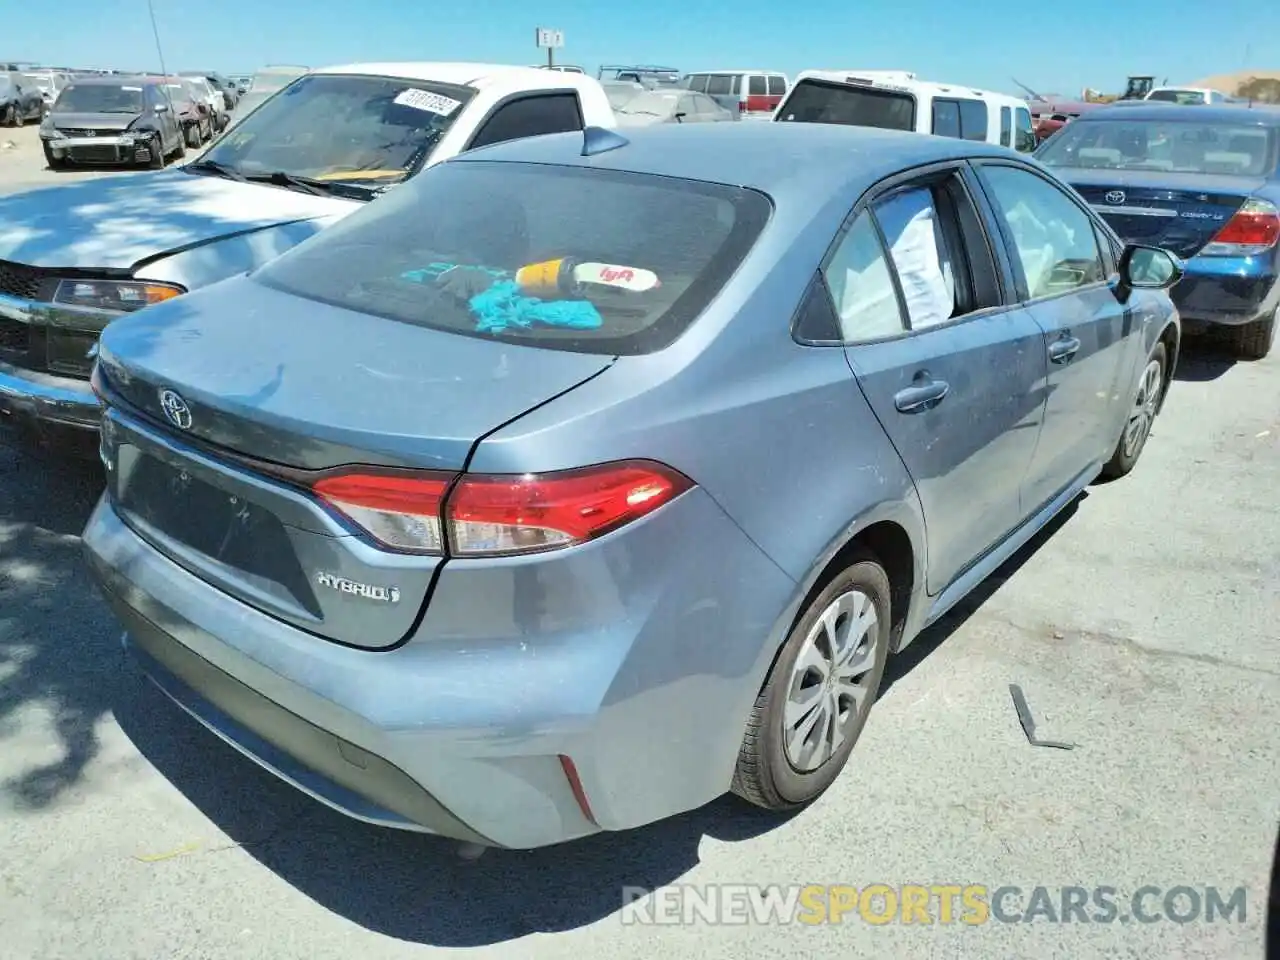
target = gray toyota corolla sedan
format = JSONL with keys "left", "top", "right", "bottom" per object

{"left": 83, "top": 122, "right": 1182, "bottom": 850}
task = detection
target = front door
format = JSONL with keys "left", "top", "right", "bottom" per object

{"left": 826, "top": 166, "right": 1049, "bottom": 594}
{"left": 971, "top": 161, "right": 1133, "bottom": 511}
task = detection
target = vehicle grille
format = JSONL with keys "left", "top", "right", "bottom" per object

{"left": 69, "top": 144, "right": 129, "bottom": 164}
{"left": 0, "top": 260, "right": 44, "bottom": 301}
{"left": 57, "top": 128, "right": 117, "bottom": 138}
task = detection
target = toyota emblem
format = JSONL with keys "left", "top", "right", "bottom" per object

{"left": 1105, "top": 190, "right": 1126, "bottom": 205}
{"left": 158, "top": 388, "right": 193, "bottom": 430}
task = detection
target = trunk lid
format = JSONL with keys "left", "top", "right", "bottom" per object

{"left": 1060, "top": 168, "right": 1264, "bottom": 259}
{"left": 97, "top": 275, "right": 613, "bottom": 648}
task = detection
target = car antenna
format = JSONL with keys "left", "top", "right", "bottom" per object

{"left": 581, "top": 126, "right": 629, "bottom": 157}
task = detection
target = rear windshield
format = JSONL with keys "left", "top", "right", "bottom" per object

{"left": 1146, "top": 89, "right": 1206, "bottom": 104}
{"left": 1036, "top": 117, "right": 1278, "bottom": 176}
{"left": 776, "top": 79, "right": 916, "bottom": 131}
{"left": 54, "top": 83, "right": 145, "bottom": 113}
{"left": 253, "top": 160, "right": 773, "bottom": 356}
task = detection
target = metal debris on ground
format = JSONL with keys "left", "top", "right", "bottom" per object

{"left": 1008, "top": 683, "right": 1077, "bottom": 750}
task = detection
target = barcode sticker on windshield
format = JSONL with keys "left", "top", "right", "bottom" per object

{"left": 394, "top": 88, "right": 463, "bottom": 116}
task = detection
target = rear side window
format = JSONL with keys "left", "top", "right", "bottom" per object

{"left": 1014, "top": 107, "right": 1034, "bottom": 152}
{"left": 707, "top": 75, "right": 732, "bottom": 95}
{"left": 748, "top": 75, "right": 767, "bottom": 95}
{"left": 932, "top": 99, "right": 960, "bottom": 138}
{"left": 958, "top": 99, "right": 988, "bottom": 141}
{"left": 778, "top": 79, "right": 916, "bottom": 131}
{"left": 470, "top": 93, "right": 582, "bottom": 149}
{"left": 822, "top": 212, "right": 905, "bottom": 341}
{"left": 1000, "top": 106, "right": 1012, "bottom": 147}
{"left": 254, "top": 161, "right": 773, "bottom": 356}
{"left": 768, "top": 76, "right": 786, "bottom": 96}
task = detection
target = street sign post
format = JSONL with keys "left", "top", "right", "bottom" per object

{"left": 535, "top": 27, "right": 564, "bottom": 69}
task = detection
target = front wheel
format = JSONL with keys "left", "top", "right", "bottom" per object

{"left": 732, "top": 553, "right": 891, "bottom": 811}
{"left": 1100, "top": 342, "right": 1167, "bottom": 480}
{"left": 1234, "top": 308, "right": 1276, "bottom": 361}
{"left": 146, "top": 134, "right": 165, "bottom": 169}
{"left": 42, "top": 142, "right": 66, "bottom": 170}
{"left": 1, "top": 104, "right": 16, "bottom": 127}
{"left": 185, "top": 123, "right": 202, "bottom": 148}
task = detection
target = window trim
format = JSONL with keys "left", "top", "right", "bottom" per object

{"left": 967, "top": 158, "right": 1116, "bottom": 307}
{"left": 464, "top": 89, "right": 584, "bottom": 152}
{"left": 801, "top": 160, "right": 1014, "bottom": 348}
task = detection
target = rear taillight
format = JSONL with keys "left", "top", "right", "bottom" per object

{"left": 312, "top": 460, "right": 692, "bottom": 557}
{"left": 738, "top": 100, "right": 747, "bottom": 112}
{"left": 313, "top": 472, "right": 452, "bottom": 553}
{"left": 1200, "top": 198, "right": 1280, "bottom": 257}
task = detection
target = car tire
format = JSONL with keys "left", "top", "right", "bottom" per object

{"left": 184, "top": 123, "right": 201, "bottom": 149}
{"left": 2, "top": 103, "right": 16, "bottom": 127}
{"left": 1100, "top": 342, "right": 1167, "bottom": 480}
{"left": 732, "top": 552, "right": 891, "bottom": 811}
{"left": 42, "top": 142, "right": 65, "bottom": 170}
{"left": 1234, "top": 309, "right": 1276, "bottom": 361}
{"left": 147, "top": 134, "right": 165, "bottom": 169}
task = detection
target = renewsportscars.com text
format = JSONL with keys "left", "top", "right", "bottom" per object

{"left": 620, "top": 883, "right": 1249, "bottom": 926}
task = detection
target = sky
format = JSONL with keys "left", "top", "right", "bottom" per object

{"left": 8, "top": 0, "right": 1279, "bottom": 98}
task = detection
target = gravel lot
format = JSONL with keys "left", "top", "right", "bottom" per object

{"left": 1, "top": 121, "right": 1277, "bottom": 959}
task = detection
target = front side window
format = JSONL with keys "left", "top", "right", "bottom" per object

{"left": 778, "top": 79, "right": 916, "bottom": 131}
{"left": 1000, "top": 106, "right": 1012, "bottom": 146}
{"left": 54, "top": 82, "right": 144, "bottom": 113}
{"left": 254, "top": 161, "right": 772, "bottom": 356}
{"left": 979, "top": 165, "right": 1107, "bottom": 300}
{"left": 822, "top": 211, "right": 905, "bottom": 342}
{"left": 198, "top": 73, "right": 477, "bottom": 192}
{"left": 470, "top": 93, "right": 582, "bottom": 149}
{"left": 1035, "top": 117, "right": 1277, "bottom": 176}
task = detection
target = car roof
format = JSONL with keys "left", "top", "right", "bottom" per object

{"left": 61, "top": 74, "right": 161, "bottom": 86}
{"left": 1082, "top": 102, "right": 1280, "bottom": 125}
{"left": 689, "top": 69, "right": 787, "bottom": 75}
{"left": 311, "top": 61, "right": 598, "bottom": 91}
{"left": 453, "top": 122, "right": 1016, "bottom": 204}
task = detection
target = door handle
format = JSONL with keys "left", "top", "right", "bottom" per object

{"left": 894, "top": 377, "right": 950, "bottom": 413}
{"left": 1048, "top": 336, "right": 1081, "bottom": 364}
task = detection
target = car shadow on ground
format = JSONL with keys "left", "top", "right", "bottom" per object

{"left": 1172, "top": 334, "right": 1240, "bottom": 383}
{"left": 112, "top": 492, "right": 1087, "bottom": 946}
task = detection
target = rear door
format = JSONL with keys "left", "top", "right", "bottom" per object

{"left": 829, "top": 163, "right": 1049, "bottom": 594}
{"left": 1064, "top": 170, "right": 1263, "bottom": 260}
{"left": 745, "top": 74, "right": 774, "bottom": 115}
{"left": 971, "top": 161, "right": 1135, "bottom": 510}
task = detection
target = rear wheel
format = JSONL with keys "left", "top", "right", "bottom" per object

{"left": 732, "top": 553, "right": 890, "bottom": 811}
{"left": 2, "top": 103, "right": 16, "bottom": 127}
{"left": 1234, "top": 308, "right": 1276, "bottom": 361}
{"left": 1101, "top": 342, "right": 1166, "bottom": 480}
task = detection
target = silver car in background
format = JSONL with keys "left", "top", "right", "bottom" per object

{"left": 613, "top": 88, "right": 737, "bottom": 126}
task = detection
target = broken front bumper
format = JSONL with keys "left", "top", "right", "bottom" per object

{"left": 45, "top": 134, "right": 151, "bottom": 165}
{"left": 0, "top": 291, "right": 106, "bottom": 432}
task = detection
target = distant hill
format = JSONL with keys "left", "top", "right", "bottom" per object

{"left": 1191, "top": 71, "right": 1280, "bottom": 102}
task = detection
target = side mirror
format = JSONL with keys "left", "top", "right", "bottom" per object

{"left": 154, "top": 102, "right": 169, "bottom": 113}
{"left": 1118, "top": 244, "right": 1183, "bottom": 292}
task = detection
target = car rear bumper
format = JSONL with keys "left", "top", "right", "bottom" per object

{"left": 82, "top": 485, "right": 797, "bottom": 849}
{"left": 1172, "top": 256, "right": 1279, "bottom": 327}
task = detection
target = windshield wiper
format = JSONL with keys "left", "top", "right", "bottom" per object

{"left": 241, "top": 171, "right": 338, "bottom": 196}
{"left": 186, "top": 159, "right": 248, "bottom": 182}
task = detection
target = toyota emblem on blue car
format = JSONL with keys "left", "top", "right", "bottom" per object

{"left": 159, "top": 389, "right": 193, "bottom": 430}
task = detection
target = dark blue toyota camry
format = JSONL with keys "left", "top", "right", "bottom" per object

{"left": 1038, "top": 101, "right": 1280, "bottom": 358}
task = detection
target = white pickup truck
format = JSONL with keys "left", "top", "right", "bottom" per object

{"left": 0, "top": 62, "right": 616, "bottom": 439}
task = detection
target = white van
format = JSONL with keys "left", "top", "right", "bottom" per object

{"left": 682, "top": 70, "right": 789, "bottom": 117}
{"left": 773, "top": 70, "right": 1036, "bottom": 152}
